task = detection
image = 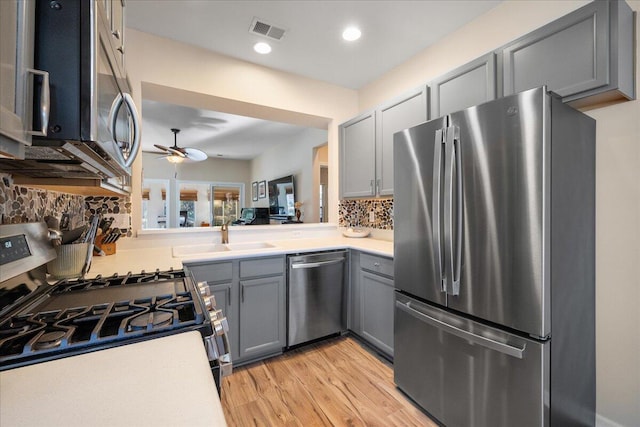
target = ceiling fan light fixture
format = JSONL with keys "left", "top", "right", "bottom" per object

{"left": 166, "top": 155, "right": 185, "bottom": 164}
{"left": 155, "top": 128, "right": 208, "bottom": 163}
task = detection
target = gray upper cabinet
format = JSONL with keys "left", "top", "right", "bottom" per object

{"left": 502, "top": 0, "right": 635, "bottom": 107}
{"left": 340, "top": 111, "right": 376, "bottom": 198}
{"left": 376, "top": 86, "right": 428, "bottom": 196}
{"left": 340, "top": 86, "right": 428, "bottom": 198}
{"left": 98, "top": 0, "right": 126, "bottom": 79}
{"left": 430, "top": 53, "right": 497, "bottom": 119}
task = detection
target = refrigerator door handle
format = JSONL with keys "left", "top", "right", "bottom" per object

{"left": 432, "top": 129, "right": 445, "bottom": 292}
{"left": 443, "top": 126, "right": 462, "bottom": 296}
{"left": 395, "top": 300, "right": 525, "bottom": 359}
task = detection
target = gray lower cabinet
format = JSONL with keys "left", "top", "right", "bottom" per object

{"left": 502, "top": 0, "right": 635, "bottom": 107}
{"left": 185, "top": 256, "right": 285, "bottom": 365}
{"left": 351, "top": 252, "right": 395, "bottom": 359}
{"left": 429, "top": 53, "right": 497, "bottom": 119}
{"left": 360, "top": 270, "right": 394, "bottom": 358}
{"left": 239, "top": 275, "right": 286, "bottom": 360}
{"left": 238, "top": 257, "right": 286, "bottom": 362}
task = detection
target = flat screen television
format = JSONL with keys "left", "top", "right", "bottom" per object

{"left": 268, "top": 175, "right": 295, "bottom": 216}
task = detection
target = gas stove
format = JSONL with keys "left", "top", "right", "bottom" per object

{"left": 0, "top": 223, "right": 231, "bottom": 390}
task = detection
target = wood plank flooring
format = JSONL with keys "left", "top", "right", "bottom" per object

{"left": 221, "top": 336, "right": 437, "bottom": 427}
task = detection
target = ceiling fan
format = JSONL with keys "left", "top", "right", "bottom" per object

{"left": 154, "top": 128, "right": 208, "bottom": 163}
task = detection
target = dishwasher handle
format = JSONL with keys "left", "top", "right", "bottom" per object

{"left": 291, "top": 258, "right": 345, "bottom": 269}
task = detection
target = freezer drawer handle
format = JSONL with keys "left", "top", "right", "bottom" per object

{"left": 291, "top": 258, "right": 345, "bottom": 269}
{"left": 396, "top": 300, "right": 525, "bottom": 359}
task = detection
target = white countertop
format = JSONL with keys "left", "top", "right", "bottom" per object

{"left": 0, "top": 331, "right": 227, "bottom": 427}
{"left": 88, "top": 235, "right": 394, "bottom": 277}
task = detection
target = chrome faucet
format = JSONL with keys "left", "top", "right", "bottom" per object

{"left": 221, "top": 221, "right": 231, "bottom": 244}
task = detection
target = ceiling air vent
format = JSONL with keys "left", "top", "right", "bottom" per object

{"left": 249, "top": 17, "right": 286, "bottom": 41}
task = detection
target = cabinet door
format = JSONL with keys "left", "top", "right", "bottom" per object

{"left": 340, "top": 111, "right": 376, "bottom": 198}
{"left": 110, "top": 0, "right": 125, "bottom": 77}
{"left": 430, "top": 53, "right": 496, "bottom": 119}
{"left": 239, "top": 275, "right": 285, "bottom": 360}
{"left": 502, "top": 0, "right": 634, "bottom": 105}
{"left": 376, "top": 86, "right": 428, "bottom": 196}
{"left": 209, "top": 282, "right": 239, "bottom": 362}
{"left": 360, "top": 270, "right": 395, "bottom": 358}
{"left": 348, "top": 251, "right": 362, "bottom": 333}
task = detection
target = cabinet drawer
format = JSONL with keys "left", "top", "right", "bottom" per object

{"left": 360, "top": 253, "right": 394, "bottom": 278}
{"left": 240, "top": 257, "right": 284, "bottom": 279}
{"left": 185, "top": 262, "right": 233, "bottom": 284}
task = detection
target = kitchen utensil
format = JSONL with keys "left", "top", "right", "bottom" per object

{"left": 59, "top": 213, "right": 70, "bottom": 231}
{"left": 81, "top": 215, "right": 101, "bottom": 276}
{"left": 61, "top": 225, "right": 88, "bottom": 244}
{"left": 48, "top": 228, "right": 62, "bottom": 247}
{"left": 99, "top": 217, "right": 114, "bottom": 233}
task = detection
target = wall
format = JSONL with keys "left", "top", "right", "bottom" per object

{"left": 126, "top": 29, "right": 359, "bottom": 232}
{"left": 357, "top": 1, "right": 640, "bottom": 425}
{"left": 250, "top": 127, "right": 327, "bottom": 222}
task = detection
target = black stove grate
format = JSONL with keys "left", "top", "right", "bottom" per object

{"left": 0, "top": 269, "right": 210, "bottom": 370}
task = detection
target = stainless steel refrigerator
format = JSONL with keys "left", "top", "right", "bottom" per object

{"left": 393, "top": 86, "right": 595, "bottom": 427}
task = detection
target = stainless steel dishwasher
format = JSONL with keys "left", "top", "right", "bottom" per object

{"left": 287, "top": 250, "right": 347, "bottom": 347}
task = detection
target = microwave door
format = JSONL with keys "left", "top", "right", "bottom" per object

{"left": 96, "top": 37, "right": 140, "bottom": 172}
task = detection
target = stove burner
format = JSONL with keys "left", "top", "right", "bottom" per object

{"left": 33, "top": 330, "right": 66, "bottom": 350}
{"left": 0, "top": 268, "right": 209, "bottom": 370}
{"left": 128, "top": 311, "right": 173, "bottom": 330}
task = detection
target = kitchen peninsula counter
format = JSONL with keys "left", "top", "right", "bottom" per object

{"left": 0, "top": 331, "right": 226, "bottom": 427}
{"left": 89, "top": 234, "right": 393, "bottom": 277}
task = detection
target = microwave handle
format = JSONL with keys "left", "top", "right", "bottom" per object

{"left": 109, "top": 92, "right": 141, "bottom": 168}
{"left": 26, "top": 68, "right": 50, "bottom": 136}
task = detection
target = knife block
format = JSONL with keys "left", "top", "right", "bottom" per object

{"left": 95, "top": 234, "right": 117, "bottom": 255}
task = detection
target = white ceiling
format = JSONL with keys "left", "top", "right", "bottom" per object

{"left": 127, "top": 0, "right": 502, "bottom": 159}
{"left": 141, "top": 100, "right": 315, "bottom": 160}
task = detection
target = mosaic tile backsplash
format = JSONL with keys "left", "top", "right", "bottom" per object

{"left": 1, "top": 173, "right": 131, "bottom": 236}
{"left": 338, "top": 198, "right": 394, "bottom": 230}
{"left": 0, "top": 174, "right": 85, "bottom": 227}
{"left": 85, "top": 196, "right": 132, "bottom": 237}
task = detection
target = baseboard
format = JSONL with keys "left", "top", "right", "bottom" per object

{"left": 596, "top": 413, "right": 625, "bottom": 427}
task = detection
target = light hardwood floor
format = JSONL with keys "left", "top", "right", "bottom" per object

{"left": 221, "top": 336, "right": 438, "bottom": 426}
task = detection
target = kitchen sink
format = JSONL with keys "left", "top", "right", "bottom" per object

{"left": 172, "top": 242, "right": 277, "bottom": 257}
{"left": 172, "top": 244, "right": 230, "bottom": 257}
{"left": 225, "top": 242, "right": 276, "bottom": 251}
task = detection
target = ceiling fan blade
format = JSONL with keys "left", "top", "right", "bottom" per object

{"left": 184, "top": 147, "right": 208, "bottom": 162}
{"left": 154, "top": 144, "right": 186, "bottom": 157}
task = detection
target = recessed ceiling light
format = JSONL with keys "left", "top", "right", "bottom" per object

{"left": 342, "top": 27, "right": 361, "bottom": 42}
{"left": 254, "top": 42, "right": 272, "bottom": 54}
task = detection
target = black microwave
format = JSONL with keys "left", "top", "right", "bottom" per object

{"left": 0, "top": 0, "right": 140, "bottom": 182}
